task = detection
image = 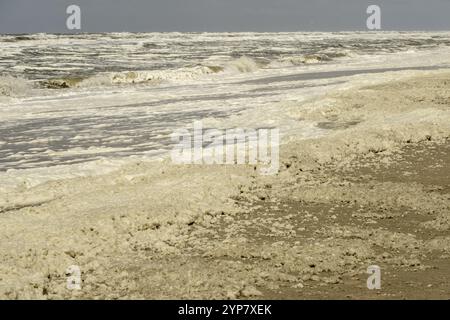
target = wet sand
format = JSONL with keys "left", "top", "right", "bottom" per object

{"left": 202, "top": 139, "right": 450, "bottom": 299}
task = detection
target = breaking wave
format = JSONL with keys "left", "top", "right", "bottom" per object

{"left": 40, "top": 57, "right": 265, "bottom": 89}
{"left": 42, "top": 65, "right": 220, "bottom": 89}
{"left": 270, "top": 54, "right": 335, "bottom": 68}
{"left": 0, "top": 76, "right": 31, "bottom": 97}
{"left": 222, "top": 56, "right": 262, "bottom": 73}
{"left": 79, "top": 56, "right": 267, "bottom": 88}
{"left": 38, "top": 53, "right": 344, "bottom": 90}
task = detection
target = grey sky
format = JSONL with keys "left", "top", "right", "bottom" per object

{"left": 1, "top": 0, "right": 450, "bottom": 34}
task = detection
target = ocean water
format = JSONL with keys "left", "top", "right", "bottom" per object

{"left": 1, "top": 31, "right": 450, "bottom": 189}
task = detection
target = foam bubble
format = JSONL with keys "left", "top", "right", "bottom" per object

{"left": 0, "top": 76, "right": 31, "bottom": 97}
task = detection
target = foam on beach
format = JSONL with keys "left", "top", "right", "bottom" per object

{"left": 0, "top": 70, "right": 449, "bottom": 298}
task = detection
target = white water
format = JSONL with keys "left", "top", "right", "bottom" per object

{"left": 1, "top": 31, "right": 450, "bottom": 191}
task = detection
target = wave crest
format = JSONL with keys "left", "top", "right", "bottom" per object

{"left": 223, "top": 56, "right": 261, "bottom": 73}
{"left": 271, "top": 54, "right": 334, "bottom": 68}
{"left": 42, "top": 57, "right": 264, "bottom": 89}
{"left": 39, "top": 66, "right": 216, "bottom": 89}
{"left": 0, "top": 76, "right": 31, "bottom": 97}
{"left": 37, "top": 53, "right": 344, "bottom": 90}
{"left": 77, "top": 66, "right": 218, "bottom": 88}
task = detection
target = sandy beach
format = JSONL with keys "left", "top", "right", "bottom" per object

{"left": 0, "top": 69, "right": 448, "bottom": 299}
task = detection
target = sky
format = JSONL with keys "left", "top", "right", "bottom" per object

{"left": 1, "top": 0, "right": 450, "bottom": 34}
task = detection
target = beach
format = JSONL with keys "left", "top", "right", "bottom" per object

{"left": 0, "top": 66, "right": 449, "bottom": 299}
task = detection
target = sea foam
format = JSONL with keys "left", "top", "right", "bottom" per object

{"left": 0, "top": 76, "right": 31, "bottom": 97}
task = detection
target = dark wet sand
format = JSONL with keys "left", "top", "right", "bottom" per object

{"left": 196, "top": 139, "right": 450, "bottom": 299}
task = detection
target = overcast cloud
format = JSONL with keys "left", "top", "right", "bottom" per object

{"left": 1, "top": 0, "right": 450, "bottom": 34}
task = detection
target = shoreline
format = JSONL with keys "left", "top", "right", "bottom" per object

{"left": 0, "top": 70, "right": 449, "bottom": 299}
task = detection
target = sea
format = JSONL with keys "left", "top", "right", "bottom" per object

{"left": 1, "top": 31, "right": 450, "bottom": 189}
